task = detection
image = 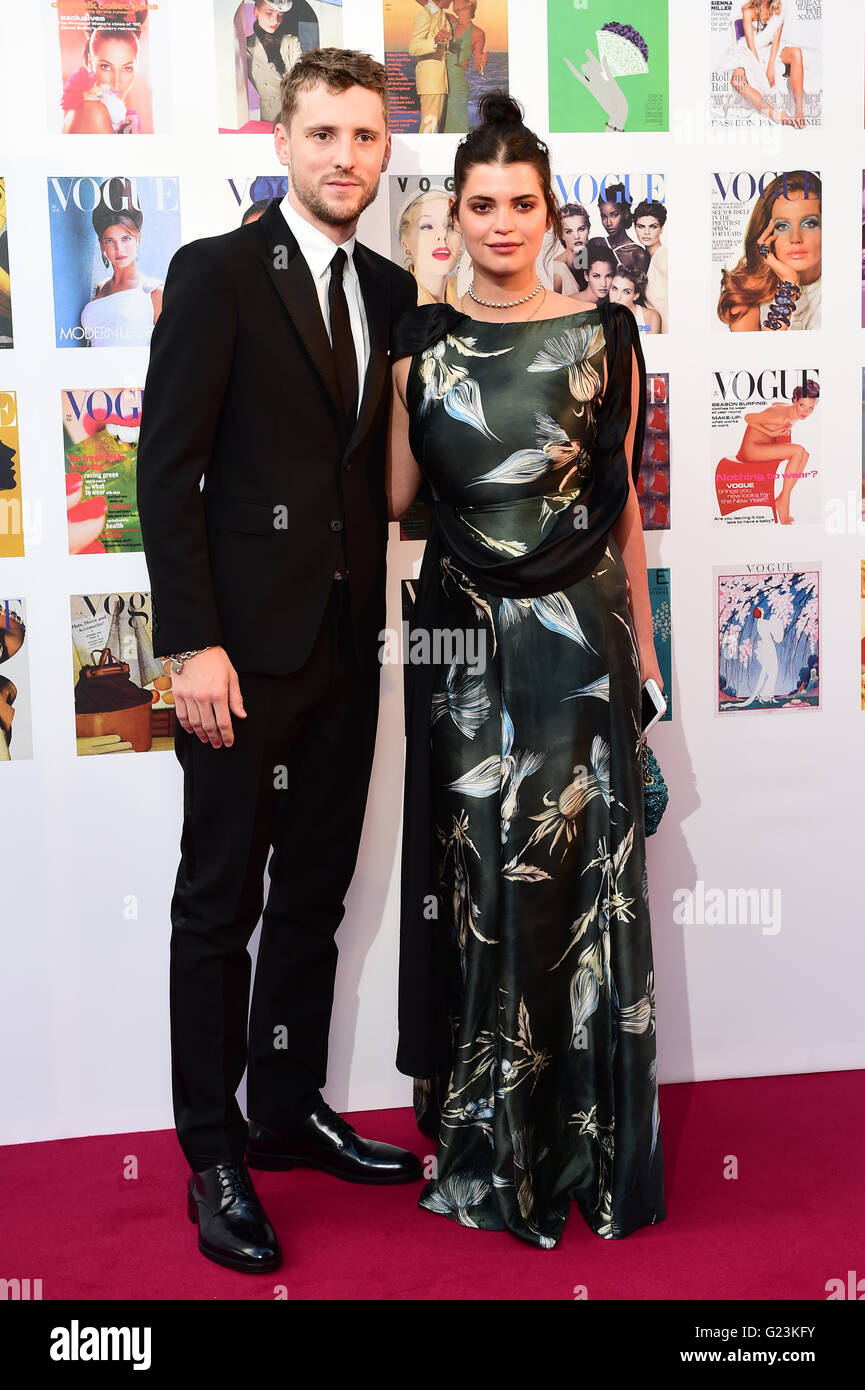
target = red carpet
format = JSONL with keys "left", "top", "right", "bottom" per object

{"left": 2, "top": 1069, "right": 861, "bottom": 1301}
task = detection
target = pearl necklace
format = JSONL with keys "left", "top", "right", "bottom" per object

{"left": 468, "top": 278, "right": 543, "bottom": 309}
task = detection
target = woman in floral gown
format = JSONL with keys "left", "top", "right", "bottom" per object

{"left": 387, "top": 93, "right": 666, "bottom": 1248}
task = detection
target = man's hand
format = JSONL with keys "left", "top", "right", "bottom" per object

{"left": 170, "top": 646, "right": 246, "bottom": 748}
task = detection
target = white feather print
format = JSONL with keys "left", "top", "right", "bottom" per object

{"left": 442, "top": 379, "right": 501, "bottom": 441}
{"left": 447, "top": 755, "right": 501, "bottom": 798}
{"left": 499, "top": 597, "right": 532, "bottom": 630}
{"left": 526, "top": 324, "right": 604, "bottom": 401}
{"left": 431, "top": 660, "right": 492, "bottom": 740}
{"left": 564, "top": 674, "right": 610, "bottom": 703}
{"left": 531, "top": 593, "right": 598, "bottom": 654}
{"left": 468, "top": 450, "right": 551, "bottom": 487}
{"left": 502, "top": 859, "right": 553, "bottom": 883}
{"left": 461, "top": 519, "right": 528, "bottom": 556}
{"left": 418, "top": 335, "right": 512, "bottom": 416}
{"left": 501, "top": 702, "right": 515, "bottom": 761}
{"left": 570, "top": 965, "right": 600, "bottom": 1042}
{"left": 534, "top": 411, "right": 571, "bottom": 447}
{"left": 590, "top": 735, "right": 611, "bottom": 806}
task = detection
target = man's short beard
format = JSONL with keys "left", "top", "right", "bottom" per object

{"left": 291, "top": 171, "right": 381, "bottom": 227}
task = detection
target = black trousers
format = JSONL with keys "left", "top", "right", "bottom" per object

{"left": 168, "top": 580, "right": 381, "bottom": 1170}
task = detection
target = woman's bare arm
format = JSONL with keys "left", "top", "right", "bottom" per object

{"left": 611, "top": 345, "right": 663, "bottom": 689}
{"left": 742, "top": 9, "right": 761, "bottom": 62}
{"left": 743, "top": 403, "right": 786, "bottom": 433}
{"left": 386, "top": 357, "right": 423, "bottom": 522}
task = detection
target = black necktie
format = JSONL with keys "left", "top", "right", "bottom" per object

{"left": 327, "top": 247, "right": 359, "bottom": 426}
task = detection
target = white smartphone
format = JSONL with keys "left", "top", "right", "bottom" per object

{"left": 641, "top": 677, "right": 667, "bottom": 736}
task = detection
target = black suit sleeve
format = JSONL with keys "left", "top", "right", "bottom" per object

{"left": 136, "top": 241, "right": 238, "bottom": 658}
{"left": 390, "top": 262, "right": 420, "bottom": 321}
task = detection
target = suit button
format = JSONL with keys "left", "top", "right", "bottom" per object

{"left": 330, "top": 519, "right": 343, "bottom": 532}
{"left": 344, "top": 461, "right": 352, "bottom": 471}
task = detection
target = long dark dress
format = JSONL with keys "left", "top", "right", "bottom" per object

{"left": 396, "top": 302, "right": 665, "bottom": 1248}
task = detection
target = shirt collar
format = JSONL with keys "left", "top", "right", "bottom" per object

{"left": 279, "top": 193, "right": 357, "bottom": 281}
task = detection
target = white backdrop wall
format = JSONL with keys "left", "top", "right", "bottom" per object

{"left": 1, "top": 0, "right": 863, "bottom": 1148}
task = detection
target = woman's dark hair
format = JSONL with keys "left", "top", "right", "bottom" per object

{"left": 452, "top": 92, "right": 563, "bottom": 245}
{"left": 598, "top": 182, "right": 632, "bottom": 226}
{"left": 611, "top": 264, "right": 650, "bottom": 305}
{"left": 242, "top": 199, "right": 272, "bottom": 225}
{"left": 585, "top": 237, "right": 617, "bottom": 273}
{"left": 792, "top": 378, "right": 820, "bottom": 402}
{"left": 84, "top": 3, "right": 147, "bottom": 63}
{"left": 633, "top": 199, "right": 668, "bottom": 227}
{"left": 92, "top": 177, "right": 143, "bottom": 240}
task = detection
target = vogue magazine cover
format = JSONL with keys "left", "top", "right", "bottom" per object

{"left": 0, "top": 598, "right": 32, "bottom": 763}
{"left": 712, "top": 169, "right": 821, "bottom": 332}
{"left": 0, "top": 390, "right": 24, "bottom": 560}
{"left": 47, "top": 175, "right": 181, "bottom": 349}
{"left": 648, "top": 568, "right": 672, "bottom": 720}
{"left": 47, "top": 1, "right": 170, "bottom": 134}
{"left": 382, "top": 0, "right": 508, "bottom": 135}
{"left": 640, "top": 373, "right": 670, "bottom": 530}
{"left": 716, "top": 563, "right": 820, "bottom": 712}
{"left": 215, "top": 0, "right": 343, "bottom": 133}
{"left": 547, "top": 0, "right": 669, "bottom": 133}
{"left": 0, "top": 179, "right": 12, "bottom": 348}
{"left": 70, "top": 591, "right": 175, "bottom": 754}
{"left": 222, "top": 174, "right": 289, "bottom": 228}
{"left": 389, "top": 174, "right": 463, "bottom": 308}
{"left": 544, "top": 171, "right": 669, "bottom": 332}
{"left": 709, "top": 0, "right": 822, "bottom": 130}
{"left": 63, "top": 387, "right": 143, "bottom": 554}
{"left": 712, "top": 367, "right": 821, "bottom": 526}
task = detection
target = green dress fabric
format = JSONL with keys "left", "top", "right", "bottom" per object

{"left": 444, "top": 23, "right": 473, "bottom": 133}
{"left": 401, "top": 307, "right": 665, "bottom": 1248}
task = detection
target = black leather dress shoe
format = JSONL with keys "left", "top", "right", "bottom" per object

{"left": 186, "top": 1161, "right": 282, "bottom": 1273}
{"left": 246, "top": 1102, "right": 423, "bottom": 1185}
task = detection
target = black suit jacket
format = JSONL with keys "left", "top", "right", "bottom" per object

{"left": 136, "top": 198, "right": 417, "bottom": 674}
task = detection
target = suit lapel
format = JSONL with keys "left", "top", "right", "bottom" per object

{"left": 257, "top": 199, "right": 345, "bottom": 424}
{"left": 348, "top": 242, "right": 389, "bottom": 455}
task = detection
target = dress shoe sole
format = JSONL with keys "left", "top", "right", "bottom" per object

{"left": 245, "top": 1148, "right": 422, "bottom": 1184}
{"left": 187, "top": 1192, "right": 282, "bottom": 1274}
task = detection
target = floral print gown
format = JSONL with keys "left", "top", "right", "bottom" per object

{"left": 403, "top": 308, "right": 665, "bottom": 1248}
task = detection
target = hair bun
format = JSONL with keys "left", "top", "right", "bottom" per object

{"left": 476, "top": 91, "right": 525, "bottom": 129}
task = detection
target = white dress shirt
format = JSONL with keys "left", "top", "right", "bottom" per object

{"left": 279, "top": 194, "right": 369, "bottom": 416}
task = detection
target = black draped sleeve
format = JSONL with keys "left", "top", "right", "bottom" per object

{"left": 390, "top": 301, "right": 470, "bottom": 361}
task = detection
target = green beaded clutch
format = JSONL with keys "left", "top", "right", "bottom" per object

{"left": 640, "top": 736, "right": 668, "bottom": 837}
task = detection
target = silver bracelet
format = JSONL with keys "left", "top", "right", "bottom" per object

{"left": 167, "top": 647, "right": 212, "bottom": 674}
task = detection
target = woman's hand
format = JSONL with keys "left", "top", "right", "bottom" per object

{"left": 756, "top": 220, "right": 801, "bottom": 287}
{"left": 639, "top": 648, "right": 664, "bottom": 694}
{"left": 766, "top": 61, "right": 776, "bottom": 88}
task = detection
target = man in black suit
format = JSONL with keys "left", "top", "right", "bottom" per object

{"left": 136, "top": 49, "right": 420, "bottom": 1275}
